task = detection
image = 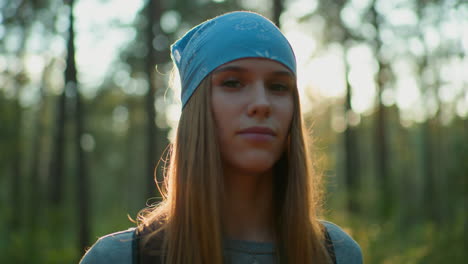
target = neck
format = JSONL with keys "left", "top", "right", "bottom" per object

{"left": 221, "top": 168, "right": 275, "bottom": 242}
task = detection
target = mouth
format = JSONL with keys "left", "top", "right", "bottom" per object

{"left": 238, "top": 126, "right": 276, "bottom": 136}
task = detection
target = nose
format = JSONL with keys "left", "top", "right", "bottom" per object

{"left": 247, "top": 81, "right": 271, "bottom": 118}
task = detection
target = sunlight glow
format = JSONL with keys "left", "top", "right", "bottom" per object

{"left": 396, "top": 76, "right": 420, "bottom": 110}
{"left": 307, "top": 46, "right": 346, "bottom": 98}
{"left": 166, "top": 104, "right": 182, "bottom": 142}
{"left": 340, "top": 4, "right": 361, "bottom": 31}
{"left": 74, "top": 0, "right": 144, "bottom": 95}
{"left": 463, "top": 21, "right": 468, "bottom": 52}
{"left": 284, "top": 29, "right": 317, "bottom": 113}
{"left": 393, "top": 58, "right": 420, "bottom": 112}
{"left": 381, "top": 88, "right": 395, "bottom": 107}
{"left": 386, "top": 8, "right": 417, "bottom": 26}
{"left": 331, "top": 111, "right": 346, "bottom": 133}
{"left": 423, "top": 26, "right": 441, "bottom": 52}
{"left": 239, "top": 0, "right": 269, "bottom": 13}
{"left": 24, "top": 54, "right": 45, "bottom": 83}
{"left": 456, "top": 98, "right": 468, "bottom": 118}
{"left": 160, "top": 10, "right": 181, "bottom": 34}
{"left": 284, "top": 0, "right": 318, "bottom": 19}
{"left": 347, "top": 44, "right": 377, "bottom": 114}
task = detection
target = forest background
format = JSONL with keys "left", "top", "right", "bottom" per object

{"left": 0, "top": 0, "right": 467, "bottom": 263}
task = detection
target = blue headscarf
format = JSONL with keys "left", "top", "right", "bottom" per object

{"left": 171, "top": 11, "right": 296, "bottom": 107}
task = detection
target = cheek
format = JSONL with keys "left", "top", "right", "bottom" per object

{"left": 211, "top": 95, "right": 237, "bottom": 152}
{"left": 212, "top": 101, "right": 233, "bottom": 135}
{"left": 274, "top": 98, "right": 294, "bottom": 155}
{"left": 278, "top": 98, "right": 294, "bottom": 134}
{"left": 211, "top": 89, "right": 235, "bottom": 124}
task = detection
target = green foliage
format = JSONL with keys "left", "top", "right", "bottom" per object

{"left": 326, "top": 196, "right": 467, "bottom": 263}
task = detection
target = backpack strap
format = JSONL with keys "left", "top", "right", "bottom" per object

{"left": 323, "top": 226, "right": 337, "bottom": 264}
{"left": 133, "top": 228, "right": 164, "bottom": 264}
{"left": 132, "top": 228, "right": 140, "bottom": 264}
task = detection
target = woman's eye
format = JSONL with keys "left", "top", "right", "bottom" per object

{"left": 222, "top": 79, "right": 242, "bottom": 88}
{"left": 270, "top": 83, "right": 289, "bottom": 91}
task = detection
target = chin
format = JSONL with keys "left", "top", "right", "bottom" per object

{"left": 231, "top": 153, "right": 279, "bottom": 175}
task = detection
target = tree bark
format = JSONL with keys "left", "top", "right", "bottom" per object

{"left": 64, "top": 0, "right": 90, "bottom": 252}
{"left": 343, "top": 48, "right": 360, "bottom": 214}
{"left": 144, "top": 0, "right": 164, "bottom": 198}
{"left": 27, "top": 63, "right": 50, "bottom": 260}
{"left": 272, "top": 0, "right": 284, "bottom": 27}
{"left": 11, "top": 85, "right": 23, "bottom": 232}
{"left": 370, "top": 0, "right": 391, "bottom": 219}
{"left": 49, "top": 63, "right": 67, "bottom": 205}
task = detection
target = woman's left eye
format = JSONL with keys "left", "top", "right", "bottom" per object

{"left": 270, "top": 83, "right": 289, "bottom": 91}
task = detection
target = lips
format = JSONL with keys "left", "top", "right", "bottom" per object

{"left": 238, "top": 126, "right": 276, "bottom": 136}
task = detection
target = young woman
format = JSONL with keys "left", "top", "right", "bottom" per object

{"left": 80, "top": 11, "right": 362, "bottom": 264}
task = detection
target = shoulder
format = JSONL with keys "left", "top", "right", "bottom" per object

{"left": 79, "top": 228, "right": 136, "bottom": 264}
{"left": 321, "top": 220, "right": 363, "bottom": 264}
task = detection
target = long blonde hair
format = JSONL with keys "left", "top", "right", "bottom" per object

{"left": 137, "top": 75, "right": 332, "bottom": 263}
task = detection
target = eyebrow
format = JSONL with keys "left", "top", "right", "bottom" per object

{"left": 213, "top": 66, "right": 248, "bottom": 74}
{"left": 272, "top": 71, "right": 295, "bottom": 79}
{"left": 213, "top": 66, "right": 294, "bottom": 78}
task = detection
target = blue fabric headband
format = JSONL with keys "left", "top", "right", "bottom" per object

{"left": 170, "top": 11, "right": 297, "bottom": 107}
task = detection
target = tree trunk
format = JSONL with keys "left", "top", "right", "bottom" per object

{"left": 370, "top": 1, "right": 391, "bottom": 219}
{"left": 144, "top": 0, "right": 163, "bottom": 198}
{"left": 375, "top": 96, "right": 390, "bottom": 217}
{"left": 421, "top": 121, "right": 436, "bottom": 221}
{"left": 65, "top": 0, "right": 90, "bottom": 253}
{"left": 11, "top": 86, "right": 23, "bottom": 232}
{"left": 27, "top": 66, "right": 50, "bottom": 260}
{"left": 11, "top": 21, "right": 29, "bottom": 233}
{"left": 49, "top": 67, "right": 67, "bottom": 205}
{"left": 343, "top": 47, "right": 360, "bottom": 214}
{"left": 272, "top": 0, "right": 284, "bottom": 27}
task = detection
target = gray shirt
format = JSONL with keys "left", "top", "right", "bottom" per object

{"left": 80, "top": 221, "right": 362, "bottom": 264}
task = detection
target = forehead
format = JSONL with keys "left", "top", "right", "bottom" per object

{"left": 213, "top": 58, "right": 294, "bottom": 76}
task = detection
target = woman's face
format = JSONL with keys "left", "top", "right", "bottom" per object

{"left": 211, "top": 58, "right": 295, "bottom": 175}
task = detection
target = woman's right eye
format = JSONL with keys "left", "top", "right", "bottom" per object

{"left": 222, "top": 79, "right": 242, "bottom": 88}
